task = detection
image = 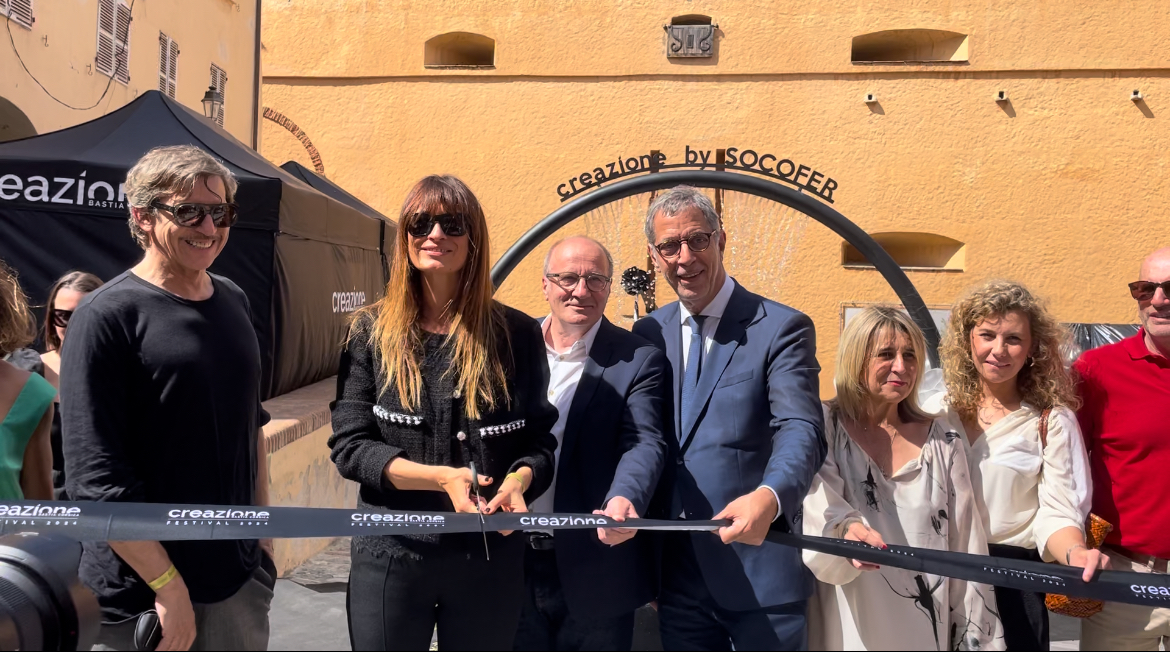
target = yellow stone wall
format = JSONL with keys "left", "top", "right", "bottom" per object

{"left": 261, "top": 0, "right": 1170, "bottom": 396}
{"left": 262, "top": 377, "right": 358, "bottom": 575}
{"left": 1, "top": 0, "right": 260, "bottom": 144}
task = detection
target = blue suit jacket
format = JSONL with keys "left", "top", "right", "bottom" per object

{"left": 632, "top": 281, "right": 826, "bottom": 610}
{"left": 544, "top": 317, "right": 669, "bottom": 619}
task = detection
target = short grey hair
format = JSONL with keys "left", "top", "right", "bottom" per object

{"left": 644, "top": 186, "right": 721, "bottom": 243}
{"left": 124, "top": 145, "right": 238, "bottom": 250}
{"left": 543, "top": 236, "right": 615, "bottom": 277}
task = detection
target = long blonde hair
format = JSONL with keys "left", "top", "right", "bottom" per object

{"left": 357, "top": 175, "right": 509, "bottom": 419}
{"left": 829, "top": 306, "right": 930, "bottom": 424}
{"left": 940, "top": 280, "right": 1078, "bottom": 420}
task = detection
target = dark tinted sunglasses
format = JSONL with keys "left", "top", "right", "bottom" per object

{"left": 654, "top": 231, "right": 714, "bottom": 258}
{"left": 151, "top": 201, "right": 239, "bottom": 228}
{"left": 1129, "top": 280, "right": 1170, "bottom": 302}
{"left": 51, "top": 309, "right": 73, "bottom": 329}
{"left": 406, "top": 213, "right": 468, "bottom": 238}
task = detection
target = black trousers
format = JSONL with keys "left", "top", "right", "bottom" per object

{"left": 988, "top": 544, "right": 1049, "bottom": 651}
{"left": 513, "top": 545, "right": 636, "bottom": 651}
{"left": 657, "top": 533, "right": 807, "bottom": 651}
{"left": 347, "top": 534, "right": 526, "bottom": 651}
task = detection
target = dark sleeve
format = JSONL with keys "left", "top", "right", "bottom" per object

{"left": 328, "top": 321, "right": 404, "bottom": 492}
{"left": 760, "top": 311, "right": 827, "bottom": 531}
{"left": 230, "top": 279, "right": 270, "bottom": 429}
{"left": 507, "top": 315, "right": 559, "bottom": 505}
{"left": 605, "top": 347, "right": 669, "bottom": 515}
{"left": 61, "top": 302, "right": 143, "bottom": 503}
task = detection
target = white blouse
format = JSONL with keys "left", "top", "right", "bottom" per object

{"left": 923, "top": 393, "right": 1093, "bottom": 560}
{"left": 803, "top": 405, "right": 1004, "bottom": 651}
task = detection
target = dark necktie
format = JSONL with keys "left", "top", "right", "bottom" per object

{"left": 681, "top": 315, "right": 707, "bottom": 435}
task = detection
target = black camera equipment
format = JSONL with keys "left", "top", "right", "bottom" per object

{"left": 0, "top": 532, "right": 99, "bottom": 651}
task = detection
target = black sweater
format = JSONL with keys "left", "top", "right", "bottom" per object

{"left": 329, "top": 304, "right": 558, "bottom": 558}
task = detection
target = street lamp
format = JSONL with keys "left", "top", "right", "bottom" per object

{"left": 201, "top": 86, "right": 223, "bottom": 120}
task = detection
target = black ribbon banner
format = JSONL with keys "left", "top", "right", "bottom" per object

{"left": 3, "top": 501, "right": 1168, "bottom": 608}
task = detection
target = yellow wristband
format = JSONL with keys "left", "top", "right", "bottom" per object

{"left": 147, "top": 565, "right": 179, "bottom": 592}
{"left": 505, "top": 472, "right": 528, "bottom": 491}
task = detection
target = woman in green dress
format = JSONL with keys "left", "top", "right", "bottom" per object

{"left": 0, "top": 259, "right": 54, "bottom": 500}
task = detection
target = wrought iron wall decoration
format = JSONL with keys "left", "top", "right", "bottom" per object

{"left": 665, "top": 24, "right": 717, "bottom": 58}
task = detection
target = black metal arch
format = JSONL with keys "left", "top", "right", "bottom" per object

{"left": 490, "top": 170, "right": 940, "bottom": 364}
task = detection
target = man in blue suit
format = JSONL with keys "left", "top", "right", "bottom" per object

{"left": 514, "top": 236, "right": 669, "bottom": 651}
{"left": 632, "top": 187, "right": 826, "bottom": 650}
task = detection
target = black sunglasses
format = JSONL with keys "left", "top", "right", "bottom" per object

{"left": 51, "top": 309, "right": 73, "bottom": 329}
{"left": 546, "top": 272, "right": 611, "bottom": 293}
{"left": 654, "top": 231, "right": 715, "bottom": 258}
{"left": 151, "top": 201, "right": 239, "bottom": 228}
{"left": 1129, "top": 280, "right": 1170, "bottom": 302}
{"left": 406, "top": 213, "right": 468, "bottom": 238}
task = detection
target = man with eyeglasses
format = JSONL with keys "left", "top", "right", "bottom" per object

{"left": 1076, "top": 246, "right": 1170, "bottom": 650}
{"left": 513, "top": 236, "right": 668, "bottom": 651}
{"left": 631, "top": 186, "right": 825, "bottom": 650}
{"left": 61, "top": 146, "right": 274, "bottom": 651}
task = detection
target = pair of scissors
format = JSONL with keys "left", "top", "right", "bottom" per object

{"left": 469, "top": 462, "right": 490, "bottom": 561}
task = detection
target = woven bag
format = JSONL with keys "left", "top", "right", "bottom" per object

{"left": 1035, "top": 408, "right": 1113, "bottom": 618}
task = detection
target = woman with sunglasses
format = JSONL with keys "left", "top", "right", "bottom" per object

{"left": 924, "top": 280, "right": 1106, "bottom": 650}
{"left": 39, "top": 271, "right": 103, "bottom": 499}
{"left": 330, "top": 175, "right": 557, "bottom": 651}
{"left": 0, "top": 259, "right": 54, "bottom": 501}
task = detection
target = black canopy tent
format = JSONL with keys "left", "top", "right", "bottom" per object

{"left": 280, "top": 160, "right": 395, "bottom": 280}
{"left": 0, "top": 91, "right": 389, "bottom": 399}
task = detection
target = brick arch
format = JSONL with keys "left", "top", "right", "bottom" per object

{"left": 262, "top": 107, "right": 324, "bottom": 174}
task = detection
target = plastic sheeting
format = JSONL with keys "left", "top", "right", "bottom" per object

{"left": 1064, "top": 323, "right": 1140, "bottom": 362}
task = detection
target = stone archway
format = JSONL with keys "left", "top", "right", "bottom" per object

{"left": 262, "top": 107, "right": 325, "bottom": 174}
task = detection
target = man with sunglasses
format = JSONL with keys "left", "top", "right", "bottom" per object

{"left": 1075, "top": 246, "right": 1170, "bottom": 651}
{"left": 61, "top": 146, "right": 274, "bottom": 651}
{"left": 514, "top": 236, "right": 668, "bottom": 651}
{"left": 632, "top": 186, "right": 825, "bottom": 651}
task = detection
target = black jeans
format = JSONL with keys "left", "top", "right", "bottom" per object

{"left": 347, "top": 534, "right": 526, "bottom": 651}
{"left": 658, "top": 534, "right": 807, "bottom": 651}
{"left": 988, "top": 544, "right": 1049, "bottom": 651}
{"left": 513, "top": 546, "right": 636, "bottom": 651}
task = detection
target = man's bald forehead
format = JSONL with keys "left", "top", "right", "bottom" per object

{"left": 1141, "top": 246, "right": 1170, "bottom": 278}
{"left": 544, "top": 236, "right": 613, "bottom": 275}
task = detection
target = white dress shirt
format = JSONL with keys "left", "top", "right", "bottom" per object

{"left": 924, "top": 394, "right": 1093, "bottom": 560}
{"left": 678, "top": 274, "right": 736, "bottom": 370}
{"left": 677, "top": 275, "right": 781, "bottom": 519}
{"left": 529, "top": 316, "right": 603, "bottom": 518}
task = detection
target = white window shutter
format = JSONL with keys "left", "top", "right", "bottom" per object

{"left": 168, "top": 39, "right": 179, "bottom": 98}
{"left": 113, "top": 1, "right": 131, "bottom": 83}
{"left": 158, "top": 34, "right": 169, "bottom": 94}
{"left": 210, "top": 65, "right": 227, "bottom": 127}
{"left": 158, "top": 33, "right": 177, "bottom": 98}
{"left": 9, "top": 0, "right": 33, "bottom": 29}
{"left": 95, "top": 0, "right": 116, "bottom": 78}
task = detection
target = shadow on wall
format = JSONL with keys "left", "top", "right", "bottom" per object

{"left": 0, "top": 97, "right": 36, "bottom": 143}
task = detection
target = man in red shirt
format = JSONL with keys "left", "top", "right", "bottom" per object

{"left": 1076, "top": 246, "right": 1170, "bottom": 650}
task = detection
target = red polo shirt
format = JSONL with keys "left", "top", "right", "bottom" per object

{"left": 1075, "top": 329, "right": 1170, "bottom": 559}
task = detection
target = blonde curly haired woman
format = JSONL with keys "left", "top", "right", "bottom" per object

{"left": 926, "top": 280, "right": 1108, "bottom": 650}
